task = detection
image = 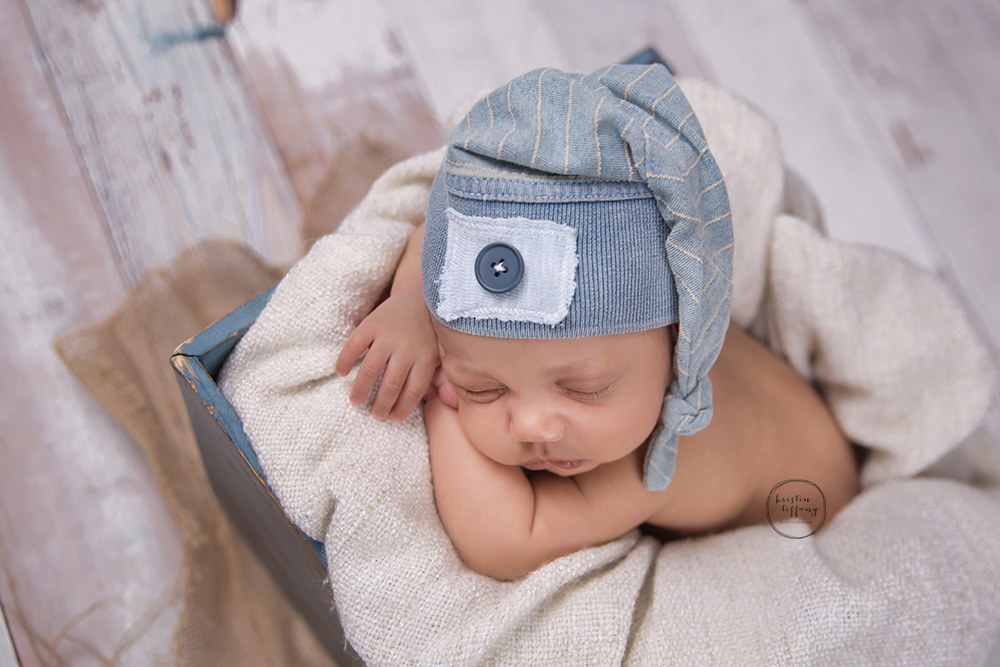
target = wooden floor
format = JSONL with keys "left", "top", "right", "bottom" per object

{"left": 1, "top": 0, "right": 998, "bottom": 664}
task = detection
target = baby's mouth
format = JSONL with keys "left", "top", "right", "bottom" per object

{"left": 522, "top": 459, "right": 583, "bottom": 471}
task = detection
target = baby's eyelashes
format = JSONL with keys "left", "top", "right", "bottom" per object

{"left": 560, "top": 385, "right": 613, "bottom": 402}
{"left": 455, "top": 384, "right": 613, "bottom": 404}
{"left": 457, "top": 386, "right": 506, "bottom": 403}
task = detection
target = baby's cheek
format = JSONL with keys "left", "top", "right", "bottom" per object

{"left": 457, "top": 404, "right": 489, "bottom": 447}
{"left": 458, "top": 405, "right": 512, "bottom": 465}
{"left": 592, "top": 401, "right": 661, "bottom": 459}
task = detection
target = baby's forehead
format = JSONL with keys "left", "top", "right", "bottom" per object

{"left": 435, "top": 323, "right": 669, "bottom": 377}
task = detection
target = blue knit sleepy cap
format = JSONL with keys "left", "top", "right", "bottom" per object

{"left": 422, "top": 64, "right": 734, "bottom": 491}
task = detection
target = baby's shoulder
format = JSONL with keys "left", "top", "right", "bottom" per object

{"left": 644, "top": 325, "right": 856, "bottom": 534}
{"left": 713, "top": 326, "right": 845, "bottom": 452}
{"left": 708, "top": 325, "right": 859, "bottom": 525}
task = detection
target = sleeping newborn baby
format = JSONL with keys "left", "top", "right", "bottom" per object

{"left": 337, "top": 65, "right": 859, "bottom": 580}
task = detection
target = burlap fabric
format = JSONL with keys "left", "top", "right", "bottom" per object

{"left": 54, "top": 242, "right": 335, "bottom": 666}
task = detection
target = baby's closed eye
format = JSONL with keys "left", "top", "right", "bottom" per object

{"left": 455, "top": 384, "right": 613, "bottom": 404}
{"left": 457, "top": 386, "right": 506, "bottom": 403}
{"left": 560, "top": 385, "right": 613, "bottom": 402}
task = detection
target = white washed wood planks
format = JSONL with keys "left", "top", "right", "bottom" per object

{"left": 540, "top": 0, "right": 715, "bottom": 79}
{"left": 801, "top": 0, "right": 1000, "bottom": 353}
{"left": 225, "top": 0, "right": 714, "bottom": 221}
{"left": 0, "top": 1, "right": 182, "bottom": 664}
{"left": 670, "top": 0, "right": 940, "bottom": 269}
{"left": 18, "top": 0, "right": 302, "bottom": 285}
{"left": 386, "top": 0, "right": 570, "bottom": 123}
{"left": 227, "top": 0, "right": 443, "bottom": 210}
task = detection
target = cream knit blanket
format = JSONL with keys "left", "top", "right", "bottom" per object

{"left": 220, "top": 80, "right": 1000, "bottom": 666}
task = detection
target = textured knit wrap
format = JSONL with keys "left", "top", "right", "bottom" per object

{"left": 422, "top": 64, "right": 734, "bottom": 490}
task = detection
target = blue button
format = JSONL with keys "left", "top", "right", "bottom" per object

{"left": 475, "top": 243, "right": 523, "bottom": 293}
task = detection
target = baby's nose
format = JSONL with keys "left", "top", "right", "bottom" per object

{"left": 508, "top": 402, "right": 565, "bottom": 445}
{"left": 528, "top": 441, "right": 551, "bottom": 459}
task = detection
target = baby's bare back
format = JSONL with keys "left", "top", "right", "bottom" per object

{"left": 645, "top": 325, "right": 859, "bottom": 535}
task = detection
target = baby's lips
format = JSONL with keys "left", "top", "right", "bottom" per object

{"left": 522, "top": 459, "right": 582, "bottom": 471}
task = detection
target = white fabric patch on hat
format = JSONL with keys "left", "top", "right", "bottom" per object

{"left": 436, "top": 208, "right": 578, "bottom": 326}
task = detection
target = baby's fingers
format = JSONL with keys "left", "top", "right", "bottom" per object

{"left": 350, "top": 344, "right": 389, "bottom": 407}
{"left": 336, "top": 325, "right": 375, "bottom": 377}
{"left": 388, "top": 362, "right": 437, "bottom": 423}
{"left": 370, "top": 356, "right": 410, "bottom": 421}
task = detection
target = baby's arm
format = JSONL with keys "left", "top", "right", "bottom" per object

{"left": 336, "top": 222, "right": 439, "bottom": 422}
{"left": 424, "top": 395, "right": 668, "bottom": 580}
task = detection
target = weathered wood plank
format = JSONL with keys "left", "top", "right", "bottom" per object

{"left": 912, "top": 2, "right": 1000, "bottom": 158}
{"left": 668, "top": 0, "right": 940, "bottom": 269}
{"left": 227, "top": 0, "right": 443, "bottom": 222}
{"left": 386, "top": 0, "right": 570, "bottom": 123}
{"left": 0, "top": 1, "right": 182, "bottom": 664}
{"left": 801, "top": 0, "right": 1000, "bottom": 356}
{"left": 540, "top": 0, "right": 715, "bottom": 79}
{"left": 18, "top": 0, "right": 302, "bottom": 285}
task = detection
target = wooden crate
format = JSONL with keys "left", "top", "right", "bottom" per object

{"left": 171, "top": 289, "right": 363, "bottom": 666}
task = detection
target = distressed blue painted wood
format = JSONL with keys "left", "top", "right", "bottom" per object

{"left": 173, "top": 286, "right": 326, "bottom": 564}
{"left": 171, "top": 288, "right": 362, "bottom": 665}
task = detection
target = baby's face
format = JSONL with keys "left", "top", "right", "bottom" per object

{"left": 433, "top": 322, "right": 673, "bottom": 476}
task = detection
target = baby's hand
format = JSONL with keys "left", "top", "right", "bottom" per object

{"left": 336, "top": 287, "right": 439, "bottom": 422}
